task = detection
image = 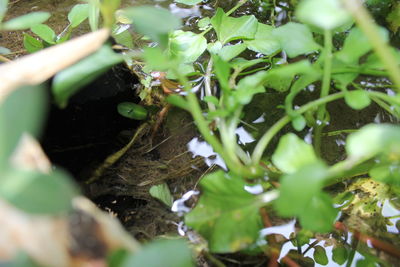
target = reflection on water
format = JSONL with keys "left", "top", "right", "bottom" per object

{"left": 187, "top": 137, "right": 227, "bottom": 169}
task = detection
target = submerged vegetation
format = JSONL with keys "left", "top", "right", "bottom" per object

{"left": 1, "top": 0, "right": 400, "bottom": 266}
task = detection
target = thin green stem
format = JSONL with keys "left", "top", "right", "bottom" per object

{"left": 175, "top": 70, "right": 261, "bottom": 177}
{"left": 314, "top": 29, "right": 333, "bottom": 157}
{"left": 322, "top": 129, "right": 357, "bottom": 137}
{"left": 226, "top": 0, "right": 249, "bottom": 16}
{"left": 342, "top": 0, "right": 400, "bottom": 91}
{"left": 204, "top": 58, "right": 216, "bottom": 111}
{"left": 251, "top": 92, "right": 345, "bottom": 164}
{"left": 331, "top": 67, "right": 387, "bottom": 77}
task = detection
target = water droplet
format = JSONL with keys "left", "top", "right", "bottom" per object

{"left": 171, "top": 190, "right": 199, "bottom": 214}
{"left": 244, "top": 184, "right": 263, "bottom": 194}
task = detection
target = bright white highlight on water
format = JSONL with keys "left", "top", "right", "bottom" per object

{"left": 187, "top": 137, "right": 227, "bottom": 169}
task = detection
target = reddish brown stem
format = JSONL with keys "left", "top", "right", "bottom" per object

{"left": 281, "top": 256, "right": 301, "bottom": 267}
{"left": 260, "top": 208, "right": 300, "bottom": 267}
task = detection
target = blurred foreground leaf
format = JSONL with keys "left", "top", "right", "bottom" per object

{"left": 273, "top": 22, "right": 320, "bottom": 58}
{"left": 1, "top": 12, "right": 50, "bottom": 30}
{"left": 296, "top": 0, "right": 352, "bottom": 30}
{"left": 0, "top": 85, "right": 47, "bottom": 168}
{"left": 122, "top": 6, "right": 181, "bottom": 47}
{"left": 52, "top": 45, "right": 123, "bottom": 108}
{"left": 121, "top": 239, "right": 193, "bottom": 267}
{"left": 274, "top": 162, "right": 337, "bottom": 232}
{"left": 174, "top": 0, "right": 202, "bottom": 5}
{"left": 272, "top": 133, "right": 318, "bottom": 174}
{"left": 0, "top": 168, "right": 78, "bottom": 214}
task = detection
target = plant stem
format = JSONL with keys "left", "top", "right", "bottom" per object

{"left": 331, "top": 67, "right": 387, "bottom": 77}
{"left": 314, "top": 29, "right": 333, "bottom": 157}
{"left": 204, "top": 58, "right": 216, "bottom": 111}
{"left": 0, "top": 54, "right": 11, "bottom": 62}
{"left": 251, "top": 92, "right": 345, "bottom": 164}
{"left": 342, "top": 0, "right": 400, "bottom": 91}
{"left": 226, "top": 0, "right": 249, "bottom": 16}
{"left": 175, "top": 70, "right": 261, "bottom": 177}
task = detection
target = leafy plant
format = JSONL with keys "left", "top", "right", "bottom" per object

{"left": 2, "top": 0, "right": 400, "bottom": 266}
{"left": 116, "top": 0, "right": 400, "bottom": 264}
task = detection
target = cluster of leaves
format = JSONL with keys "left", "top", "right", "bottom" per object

{"left": 113, "top": 0, "right": 400, "bottom": 265}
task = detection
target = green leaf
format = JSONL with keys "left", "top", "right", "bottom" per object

{"left": 121, "top": 239, "right": 194, "bottom": 267}
{"left": 274, "top": 162, "right": 337, "bottom": 232}
{"left": 264, "top": 60, "right": 316, "bottom": 92}
{"left": 218, "top": 43, "right": 247, "bottom": 61}
{"left": 344, "top": 90, "right": 371, "bottom": 110}
{"left": 31, "top": 24, "right": 56, "bottom": 44}
{"left": 272, "top": 133, "right": 318, "bottom": 174}
{"left": 387, "top": 2, "right": 400, "bottom": 33}
{"left": 0, "top": 85, "right": 47, "bottom": 167}
{"left": 244, "top": 23, "right": 280, "bottom": 55}
{"left": 203, "top": 96, "right": 219, "bottom": 106}
{"left": 122, "top": 6, "right": 181, "bottom": 47}
{"left": 332, "top": 245, "right": 348, "bottom": 265}
{"left": 197, "top": 17, "right": 211, "bottom": 29}
{"left": 291, "top": 115, "right": 306, "bottom": 131}
{"left": 117, "top": 102, "right": 147, "bottom": 120}
{"left": 99, "top": 0, "right": 120, "bottom": 28}
{"left": 166, "top": 63, "right": 195, "bottom": 79}
{"left": 356, "top": 259, "right": 377, "bottom": 267}
{"left": 87, "top": 0, "right": 100, "bottom": 31}
{"left": 174, "top": 0, "right": 202, "bottom": 5}
{"left": 207, "top": 41, "right": 223, "bottom": 54}
{"left": 211, "top": 8, "right": 258, "bottom": 44}
{"left": 363, "top": 49, "right": 400, "bottom": 70}
{"left": 0, "top": 46, "right": 10, "bottom": 54}
{"left": 231, "top": 58, "right": 266, "bottom": 71}
{"left": 234, "top": 70, "right": 266, "bottom": 105}
{"left": 185, "top": 170, "right": 264, "bottom": 253}
{"left": 300, "top": 192, "right": 337, "bottom": 232}
{"left": 168, "top": 30, "right": 207, "bottom": 63}
{"left": 149, "top": 183, "right": 174, "bottom": 207}
{"left": 346, "top": 124, "right": 400, "bottom": 161}
{"left": 0, "top": 168, "right": 77, "bottom": 214}
{"left": 23, "top": 33, "right": 43, "bottom": 53}
{"left": 295, "top": 229, "right": 313, "bottom": 247}
{"left": 313, "top": 245, "right": 328, "bottom": 265}
{"left": 296, "top": 0, "right": 352, "bottom": 30}
{"left": 68, "top": 4, "right": 89, "bottom": 28}
{"left": 2, "top": 12, "right": 50, "bottom": 30}
{"left": 113, "top": 28, "right": 134, "bottom": 48}
{"left": 7, "top": 251, "right": 42, "bottom": 267}
{"left": 335, "top": 26, "right": 389, "bottom": 64}
{"left": 0, "top": 0, "right": 8, "bottom": 23}
{"left": 166, "top": 94, "right": 189, "bottom": 110}
{"left": 273, "top": 22, "right": 320, "bottom": 58}
{"left": 370, "top": 164, "right": 400, "bottom": 186}
{"left": 332, "top": 58, "right": 358, "bottom": 87}
{"left": 143, "top": 46, "right": 171, "bottom": 71}
{"left": 52, "top": 45, "right": 123, "bottom": 108}
{"left": 212, "top": 54, "right": 231, "bottom": 92}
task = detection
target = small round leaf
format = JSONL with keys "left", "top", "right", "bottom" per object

{"left": 117, "top": 102, "right": 148, "bottom": 120}
{"left": 313, "top": 245, "right": 328, "bottom": 265}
